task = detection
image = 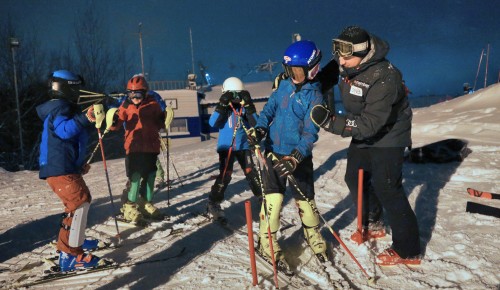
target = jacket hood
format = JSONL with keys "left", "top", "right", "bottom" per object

{"left": 36, "top": 99, "right": 74, "bottom": 121}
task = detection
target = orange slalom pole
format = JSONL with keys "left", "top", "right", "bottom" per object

{"left": 245, "top": 200, "right": 258, "bottom": 286}
{"left": 351, "top": 169, "right": 365, "bottom": 244}
{"left": 357, "top": 169, "right": 364, "bottom": 235}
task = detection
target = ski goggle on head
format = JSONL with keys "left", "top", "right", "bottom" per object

{"left": 127, "top": 90, "right": 145, "bottom": 100}
{"left": 332, "top": 39, "right": 369, "bottom": 57}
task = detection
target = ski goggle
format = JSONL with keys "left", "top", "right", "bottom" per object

{"left": 127, "top": 90, "right": 145, "bottom": 100}
{"left": 283, "top": 62, "right": 320, "bottom": 84}
{"left": 332, "top": 39, "right": 369, "bottom": 57}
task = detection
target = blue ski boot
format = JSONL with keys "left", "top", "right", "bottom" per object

{"left": 82, "top": 238, "right": 110, "bottom": 252}
{"left": 59, "top": 251, "right": 101, "bottom": 272}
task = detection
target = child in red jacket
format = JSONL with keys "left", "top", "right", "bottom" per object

{"left": 109, "top": 75, "right": 166, "bottom": 222}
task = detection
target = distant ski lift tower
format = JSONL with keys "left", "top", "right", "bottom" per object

{"left": 190, "top": 28, "right": 195, "bottom": 75}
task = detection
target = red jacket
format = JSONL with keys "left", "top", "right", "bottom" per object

{"left": 111, "top": 97, "right": 165, "bottom": 154}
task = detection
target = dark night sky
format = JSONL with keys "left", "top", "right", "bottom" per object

{"left": 4, "top": 0, "right": 500, "bottom": 97}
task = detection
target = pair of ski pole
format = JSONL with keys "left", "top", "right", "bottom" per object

{"left": 86, "top": 104, "right": 121, "bottom": 240}
{"left": 238, "top": 113, "right": 374, "bottom": 285}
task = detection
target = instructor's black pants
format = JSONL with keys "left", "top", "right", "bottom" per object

{"left": 345, "top": 143, "right": 421, "bottom": 258}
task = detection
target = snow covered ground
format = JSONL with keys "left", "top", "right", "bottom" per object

{"left": 0, "top": 83, "right": 499, "bottom": 289}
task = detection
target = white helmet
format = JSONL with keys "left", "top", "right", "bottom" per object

{"left": 222, "top": 77, "right": 244, "bottom": 93}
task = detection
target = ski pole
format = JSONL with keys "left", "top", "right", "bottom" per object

{"left": 219, "top": 104, "right": 243, "bottom": 184}
{"left": 88, "top": 104, "right": 120, "bottom": 240}
{"left": 236, "top": 102, "right": 279, "bottom": 287}
{"left": 170, "top": 157, "right": 184, "bottom": 187}
{"left": 285, "top": 173, "right": 373, "bottom": 282}
{"left": 86, "top": 130, "right": 109, "bottom": 164}
{"left": 251, "top": 144, "right": 280, "bottom": 289}
{"left": 97, "top": 126, "right": 121, "bottom": 240}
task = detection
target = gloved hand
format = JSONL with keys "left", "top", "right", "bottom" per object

{"left": 272, "top": 72, "right": 288, "bottom": 91}
{"left": 246, "top": 127, "right": 266, "bottom": 147}
{"left": 215, "top": 91, "right": 233, "bottom": 113}
{"left": 310, "top": 104, "right": 348, "bottom": 136}
{"left": 86, "top": 106, "right": 96, "bottom": 123}
{"left": 240, "top": 90, "right": 256, "bottom": 115}
{"left": 105, "top": 108, "right": 119, "bottom": 130}
{"left": 273, "top": 149, "right": 304, "bottom": 177}
{"left": 310, "top": 105, "right": 331, "bottom": 127}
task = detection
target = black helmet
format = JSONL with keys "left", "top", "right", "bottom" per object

{"left": 48, "top": 70, "right": 84, "bottom": 101}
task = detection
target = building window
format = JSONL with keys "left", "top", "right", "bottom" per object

{"left": 169, "top": 118, "right": 188, "bottom": 133}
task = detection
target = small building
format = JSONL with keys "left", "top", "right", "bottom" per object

{"left": 150, "top": 79, "right": 272, "bottom": 148}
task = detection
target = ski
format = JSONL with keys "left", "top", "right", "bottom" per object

{"left": 466, "top": 201, "right": 500, "bottom": 218}
{"left": 14, "top": 247, "right": 186, "bottom": 288}
{"left": 467, "top": 188, "right": 500, "bottom": 200}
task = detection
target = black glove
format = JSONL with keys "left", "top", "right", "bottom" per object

{"left": 215, "top": 91, "right": 233, "bottom": 114}
{"left": 246, "top": 127, "right": 266, "bottom": 147}
{"left": 240, "top": 90, "right": 256, "bottom": 115}
{"left": 310, "top": 105, "right": 331, "bottom": 127}
{"left": 310, "top": 105, "right": 348, "bottom": 136}
{"left": 273, "top": 149, "right": 304, "bottom": 177}
{"left": 272, "top": 72, "right": 288, "bottom": 91}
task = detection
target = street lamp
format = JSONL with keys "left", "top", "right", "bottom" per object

{"left": 10, "top": 37, "right": 24, "bottom": 169}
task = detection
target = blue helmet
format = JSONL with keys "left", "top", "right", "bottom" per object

{"left": 282, "top": 40, "right": 322, "bottom": 84}
{"left": 48, "top": 70, "right": 84, "bottom": 101}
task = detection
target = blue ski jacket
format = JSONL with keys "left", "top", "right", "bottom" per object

{"left": 256, "top": 79, "right": 323, "bottom": 158}
{"left": 209, "top": 107, "right": 258, "bottom": 152}
{"left": 37, "top": 99, "right": 92, "bottom": 179}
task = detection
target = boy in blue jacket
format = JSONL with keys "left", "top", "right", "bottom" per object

{"left": 207, "top": 77, "right": 261, "bottom": 221}
{"left": 247, "top": 40, "right": 328, "bottom": 271}
{"left": 37, "top": 70, "right": 103, "bottom": 272}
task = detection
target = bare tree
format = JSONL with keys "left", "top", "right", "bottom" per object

{"left": 0, "top": 18, "right": 48, "bottom": 170}
{"left": 73, "top": 5, "right": 117, "bottom": 94}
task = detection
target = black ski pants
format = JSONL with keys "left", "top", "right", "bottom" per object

{"left": 345, "top": 143, "right": 421, "bottom": 258}
{"left": 210, "top": 149, "right": 261, "bottom": 202}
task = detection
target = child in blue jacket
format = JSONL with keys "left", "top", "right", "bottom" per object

{"left": 207, "top": 77, "right": 261, "bottom": 221}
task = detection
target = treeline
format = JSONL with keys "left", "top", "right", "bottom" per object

{"left": 0, "top": 6, "right": 143, "bottom": 171}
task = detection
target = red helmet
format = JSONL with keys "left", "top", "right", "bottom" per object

{"left": 127, "top": 75, "right": 149, "bottom": 91}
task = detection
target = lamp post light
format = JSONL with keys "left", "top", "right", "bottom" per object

{"left": 10, "top": 37, "right": 24, "bottom": 169}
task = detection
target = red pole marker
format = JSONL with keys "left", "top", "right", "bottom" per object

{"left": 351, "top": 169, "right": 365, "bottom": 244}
{"left": 245, "top": 200, "right": 258, "bottom": 286}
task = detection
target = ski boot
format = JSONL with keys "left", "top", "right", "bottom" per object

{"left": 376, "top": 248, "right": 421, "bottom": 266}
{"left": 207, "top": 200, "right": 225, "bottom": 220}
{"left": 120, "top": 202, "right": 143, "bottom": 223}
{"left": 58, "top": 251, "right": 101, "bottom": 272}
{"left": 303, "top": 226, "right": 328, "bottom": 263}
{"left": 296, "top": 200, "right": 328, "bottom": 262}
{"left": 141, "top": 202, "right": 166, "bottom": 220}
{"left": 82, "top": 238, "right": 110, "bottom": 252}
{"left": 257, "top": 233, "right": 292, "bottom": 276}
{"left": 257, "top": 193, "right": 292, "bottom": 275}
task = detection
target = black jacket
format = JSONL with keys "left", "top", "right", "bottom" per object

{"left": 336, "top": 34, "right": 412, "bottom": 148}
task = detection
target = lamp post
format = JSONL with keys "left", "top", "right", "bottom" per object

{"left": 10, "top": 37, "right": 24, "bottom": 169}
{"left": 138, "top": 22, "right": 145, "bottom": 77}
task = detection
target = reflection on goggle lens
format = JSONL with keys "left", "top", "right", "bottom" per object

{"left": 128, "top": 91, "right": 145, "bottom": 99}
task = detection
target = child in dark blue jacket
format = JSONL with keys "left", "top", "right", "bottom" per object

{"left": 37, "top": 70, "right": 103, "bottom": 272}
{"left": 207, "top": 77, "right": 261, "bottom": 221}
